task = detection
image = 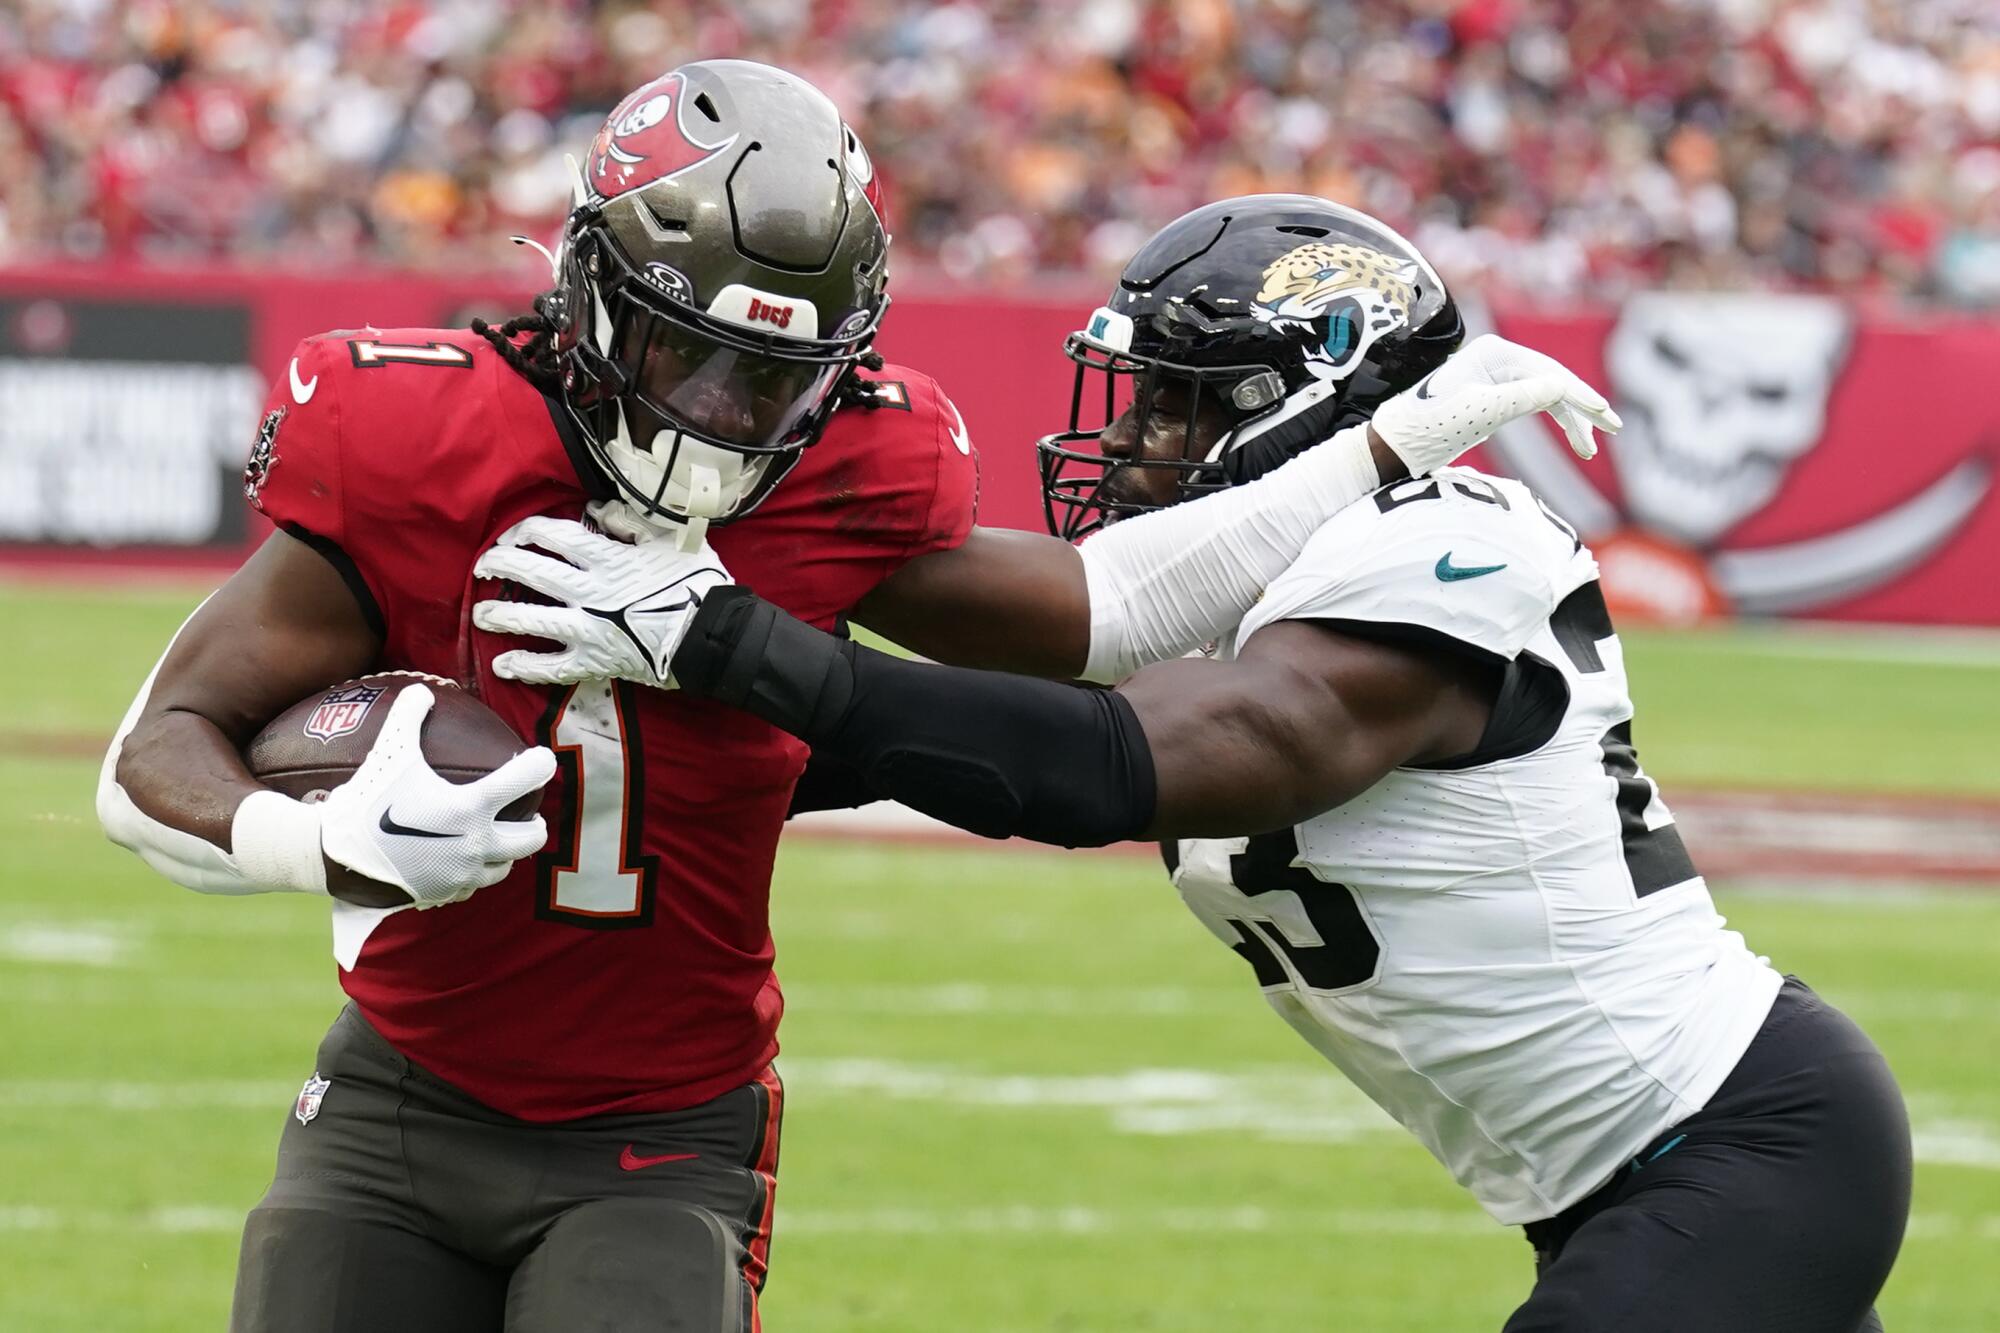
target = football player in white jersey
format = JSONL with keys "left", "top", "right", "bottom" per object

{"left": 485, "top": 200, "right": 1911, "bottom": 1331}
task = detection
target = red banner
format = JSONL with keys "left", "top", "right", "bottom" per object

{"left": 1, "top": 263, "right": 1994, "bottom": 624}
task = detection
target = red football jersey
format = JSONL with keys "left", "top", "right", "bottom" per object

{"left": 248, "top": 328, "right": 978, "bottom": 1120}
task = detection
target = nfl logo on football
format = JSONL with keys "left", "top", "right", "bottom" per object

{"left": 294, "top": 1074, "right": 330, "bottom": 1126}
{"left": 303, "top": 684, "right": 385, "bottom": 743}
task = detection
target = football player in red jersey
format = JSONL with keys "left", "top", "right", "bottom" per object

{"left": 97, "top": 60, "right": 1609, "bottom": 1333}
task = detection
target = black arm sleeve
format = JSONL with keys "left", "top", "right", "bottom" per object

{"left": 676, "top": 587, "right": 1157, "bottom": 847}
{"left": 786, "top": 750, "right": 884, "bottom": 818}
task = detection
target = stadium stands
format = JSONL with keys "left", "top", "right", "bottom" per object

{"left": 1, "top": 0, "right": 1997, "bottom": 303}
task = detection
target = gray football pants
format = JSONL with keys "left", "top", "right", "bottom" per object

{"left": 230, "top": 1005, "right": 783, "bottom": 1333}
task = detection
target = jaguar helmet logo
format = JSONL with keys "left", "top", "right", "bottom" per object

{"left": 585, "top": 72, "right": 737, "bottom": 201}
{"left": 1250, "top": 241, "right": 1420, "bottom": 382}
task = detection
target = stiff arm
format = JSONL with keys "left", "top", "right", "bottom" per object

{"left": 673, "top": 588, "right": 1494, "bottom": 846}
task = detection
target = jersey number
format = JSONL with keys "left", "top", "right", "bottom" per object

{"left": 346, "top": 338, "right": 475, "bottom": 369}
{"left": 1217, "top": 831, "right": 1382, "bottom": 992}
{"left": 1549, "top": 583, "right": 1699, "bottom": 898}
{"left": 535, "top": 681, "right": 658, "bottom": 927}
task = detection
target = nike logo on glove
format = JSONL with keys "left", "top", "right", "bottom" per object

{"left": 1435, "top": 552, "right": 1508, "bottom": 582}
{"left": 619, "top": 1145, "right": 699, "bottom": 1171}
{"left": 378, "top": 809, "right": 456, "bottom": 839}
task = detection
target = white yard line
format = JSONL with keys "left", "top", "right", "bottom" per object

{"left": 0, "top": 923, "right": 134, "bottom": 967}
{"left": 6, "top": 1064, "right": 1997, "bottom": 1172}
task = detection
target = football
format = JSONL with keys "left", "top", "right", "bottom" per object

{"left": 245, "top": 671, "right": 540, "bottom": 906}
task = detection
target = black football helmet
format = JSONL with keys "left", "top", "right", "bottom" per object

{"left": 544, "top": 60, "right": 889, "bottom": 533}
{"left": 1038, "top": 195, "right": 1464, "bottom": 539}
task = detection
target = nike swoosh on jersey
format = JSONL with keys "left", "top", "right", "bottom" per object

{"left": 1435, "top": 552, "right": 1508, "bottom": 582}
{"left": 378, "top": 809, "right": 455, "bottom": 839}
{"left": 289, "top": 357, "right": 319, "bottom": 405}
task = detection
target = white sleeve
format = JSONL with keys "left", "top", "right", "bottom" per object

{"left": 1077, "top": 423, "right": 1382, "bottom": 683}
{"left": 96, "top": 602, "right": 327, "bottom": 896}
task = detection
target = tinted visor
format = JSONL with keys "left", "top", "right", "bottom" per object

{"left": 615, "top": 308, "right": 844, "bottom": 452}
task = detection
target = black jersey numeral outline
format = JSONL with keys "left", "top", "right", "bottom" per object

{"left": 532, "top": 681, "right": 662, "bottom": 929}
{"left": 1549, "top": 582, "right": 1700, "bottom": 898}
{"left": 1215, "top": 830, "right": 1383, "bottom": 993}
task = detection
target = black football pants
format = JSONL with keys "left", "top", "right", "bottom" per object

{"left": 1506, "top": 977, "right": 1910, "bottom": 1333}
{"left": 230, "top": 1005, "right": 782, "bottom": 1333}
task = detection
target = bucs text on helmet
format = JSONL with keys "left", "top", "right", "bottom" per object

{"left": 1038, "top": 195, "right": 1464, "bottom": 540}
{"left": 536, "top": 59, "right": 889, "bottom": 535}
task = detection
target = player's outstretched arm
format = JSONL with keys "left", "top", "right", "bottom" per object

{"left": 474, "top": 337, "right": 1610, "bottom": 694}
{"left": 672, "top": 588, "right": 1484, "bottom": 846}
{"left": 99, "top": 531, "right": 552, "bottom": 905}
{"left": 852, "top": 334, "right": 1613, "bottom": 681}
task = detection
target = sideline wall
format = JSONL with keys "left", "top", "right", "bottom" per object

{"left": 0, "top": 263, "right": 1993, "bottom": 624}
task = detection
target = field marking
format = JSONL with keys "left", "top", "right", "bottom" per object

{"left": 3, "top": 1201, "right": 1998, "bottom": 1242}
{"left": 10, "top": 1065, "right": 1997, "bottom": 1174}
{"left": 0, "top": 922, "right": 134, "bottom": 967}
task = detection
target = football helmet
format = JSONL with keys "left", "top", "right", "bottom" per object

{"left": 545, "top": 60, "right": 888, "bottom": 533}
{"left": 1038, "top": 195, "right": 1464, "bottom": 539}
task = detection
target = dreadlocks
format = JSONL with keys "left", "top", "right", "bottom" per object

{"left": 835, "top": 350, "right": 888, "bottom": 409}
{"left": 470, "top": 292, "right": 564, "bottom": 396}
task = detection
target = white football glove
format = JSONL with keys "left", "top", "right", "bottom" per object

{"left": 471, "top": 514, "right": 734, "bottom": 688}
{"left": 1371, "top": 333, "right": 1620, "bottom": 473}
{"left": 318, "top": 685, "right": 555, "bottom": 907}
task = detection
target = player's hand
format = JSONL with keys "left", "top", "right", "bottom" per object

{"left": 317, "top": 685, "right": 554, "bottom": 908}
{"left": 1370, "top": 333, "right": 1620, "bottom": 473}
{"left": 471, "top": 515, "right": 735, "bottom": 688}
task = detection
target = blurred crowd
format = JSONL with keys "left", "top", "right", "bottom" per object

{"left": 4, "top": 0, "right": 2000, "bottom": 306}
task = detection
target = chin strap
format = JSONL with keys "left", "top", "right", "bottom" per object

{"left": 586, "top": 499, "right": 711, "bottom": 552}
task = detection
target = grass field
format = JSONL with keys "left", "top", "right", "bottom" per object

{"left": 5, "top": 580, "right": 1999, "bottom": 1331}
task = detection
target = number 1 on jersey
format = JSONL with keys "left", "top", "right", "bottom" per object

{"left": 536, "top": 680, "right": 657, "bottom": 927}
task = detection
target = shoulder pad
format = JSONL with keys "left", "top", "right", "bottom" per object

{"left": 1239, "top": 469, "right": 1585, "bottom": 661}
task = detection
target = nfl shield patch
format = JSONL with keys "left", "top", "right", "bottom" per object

{"left": 294, "top": 1073, "right": 330, "bottom": 1125}
{"left": 303, "top": 683, "right": 385, "bottom": 743}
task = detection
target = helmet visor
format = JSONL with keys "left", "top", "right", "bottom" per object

{"left": 617, "top": 309, "right": 845, "bottom": 452}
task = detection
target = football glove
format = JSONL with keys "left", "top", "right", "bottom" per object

{"left": 472, "top": 514, "right": 734, "bottom": 688}
{"left": 1371, "top": 333, "right": 1620, "bottom": 472}
{"left": 317, "top": 684, "right": 555, "bottom": 907}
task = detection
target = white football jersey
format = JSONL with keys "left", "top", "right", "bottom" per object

{"left": 1170, "top": 467, "right": 1781, "bottom": 1225}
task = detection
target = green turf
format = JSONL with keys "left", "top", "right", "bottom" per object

{"left": 5, "top": 581, "right": 1999, "bottom": 1330}
{"left": 9, "top": 579, "right": 1998, "bottom": 797}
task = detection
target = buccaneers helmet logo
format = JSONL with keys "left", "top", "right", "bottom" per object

{"left": 585, "top": 72, "right": 737, "bottom": 201}
{"left": 1250, "top": 241, "right": 1420, "bottom": 383}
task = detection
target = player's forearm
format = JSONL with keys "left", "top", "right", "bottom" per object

{"left": 1072, "top": 424, "right": 1398, "bottom": 683}
{"left": 677, "top": 588, "right": 1156, "bottom": 847}
{"left": 115, "top": 709, "right": 263, "bottom": 849}
{"left": 857, "top": 426, "right": 1399, "bottom": 683}
{"left": 99, "top": 669, "right": 329, "bottom": 898}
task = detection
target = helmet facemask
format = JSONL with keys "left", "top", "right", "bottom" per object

{"left": 1038, "top": 331, "right": 1298, "bottom": 541}
{"left": 557, "top": 220, "right": 880, "bottom": 536}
